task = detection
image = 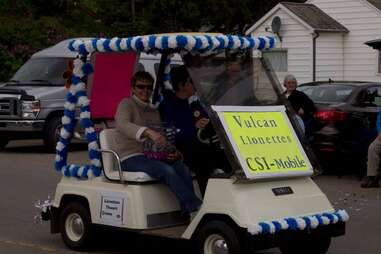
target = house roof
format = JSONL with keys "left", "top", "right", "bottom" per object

{"left": 367, "top": 0, "right": 381, "bottom": 11}
{"left": 281, "top": 2, "right": 348, "bottom": 32}
{"left": 245, "top": 2, "right": 348, "bottom": 35}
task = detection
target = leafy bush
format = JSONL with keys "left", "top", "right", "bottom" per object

{"left": 0, "top": 48, "right": 23, "bottom": 81}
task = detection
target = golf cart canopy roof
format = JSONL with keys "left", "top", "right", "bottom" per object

{"left": 68, "top": 33, "right": 276, "bottom": 55}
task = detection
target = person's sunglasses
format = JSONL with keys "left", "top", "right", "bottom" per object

{"left": 135, "top": 84, "right": 154, "bottom": 90}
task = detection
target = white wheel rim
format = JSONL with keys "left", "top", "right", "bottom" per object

{"left": 65, "top": 213, "right": 84, "bottom": 242}
{"left": 204, "top": 234, "right": 229, "bottom": 254}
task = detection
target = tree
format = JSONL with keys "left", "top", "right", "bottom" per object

{"left": 0, "top": 0, "right": 306, "bottom": 81}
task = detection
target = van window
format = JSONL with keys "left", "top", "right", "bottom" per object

{"left": 10, "top": 57, "right": 69, "bottom": 85}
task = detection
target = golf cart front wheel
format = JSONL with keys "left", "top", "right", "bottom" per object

{"left": 59, "top": 202, "right": 93, "bottom": 251}
{"left": 195, "top": 220, "right": 241, "bottom": 254}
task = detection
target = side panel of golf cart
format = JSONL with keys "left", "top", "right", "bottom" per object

{"left": 53, "top": 177, "right": 185, "bottom": 229}
{"left": 53, "top": 174, "right": 337, "bottom": 238}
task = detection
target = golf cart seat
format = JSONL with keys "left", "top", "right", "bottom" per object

{"left": 99, "top": 128, "right": 157, "bottom": 183}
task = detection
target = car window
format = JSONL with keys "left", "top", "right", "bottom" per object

{"left": 297, "top": 85, "right": 354, "bottom": 102}
{"left": 297, "top": 86, "right": 313, "bottom": 96}
{"left": 375, "top": 87, "right": 381, "bottom": 107}
{"left": 359, "top": 87, "right": 381, "bottom": 107}
{"left": 11, "top": 57, "right": 69, "bottom": 85}
{"left": 372, "top": 87, "right": 381, "bottom": 107}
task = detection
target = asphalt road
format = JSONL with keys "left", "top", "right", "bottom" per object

{"left": 0, "top": 140, "right": 381, "bottom": 254}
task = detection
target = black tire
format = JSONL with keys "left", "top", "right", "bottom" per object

{"left": 43, "top": 116, "right": 62, "bottom": 152}
{"left": 59, "top": 201, "right": 94, "bottom": 251}
{"left": 280, "top": 234, "right": 331, "bottom": 254}
{"left": 194, "top": 220, "right": 242, "bottom": 254}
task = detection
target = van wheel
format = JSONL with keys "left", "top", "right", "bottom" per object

{"left": 59, "top": 202, "right": 93, "bottom": 251}
{"left": 194, "top": 220, "right": 241, "bottom": 254}
{"left": 280, "top": 234, "right": 331, "bottom": 254}
{"left": 44, "top": 116, "right": 62, "bottom": 152}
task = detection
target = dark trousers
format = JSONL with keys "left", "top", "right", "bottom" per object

{"left": 121, "top": 155, "right": 202, "bottom": 213}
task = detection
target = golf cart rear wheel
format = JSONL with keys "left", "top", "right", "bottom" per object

{"left": 59, "top": 202, "right": 93, "bottom": 251}
{"left": 195, "top": 220, "right": 241, "bottom": 254}
{"left": 280, "top": 234, "right": 331, "bottom": 254}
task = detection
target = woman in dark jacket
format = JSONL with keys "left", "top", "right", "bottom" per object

{"left": 283, "top": 74, "right": 316, "bottom": 139}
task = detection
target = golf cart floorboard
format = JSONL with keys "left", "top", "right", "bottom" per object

{"left": 142, "top": 225, "right": 188, "bottom": 238}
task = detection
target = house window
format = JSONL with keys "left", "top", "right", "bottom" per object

{"left": 378, "top": 51, "right": 381, "bottom": 74}
{"left": 262, "top": 50, "right": 288, "bottom": 72}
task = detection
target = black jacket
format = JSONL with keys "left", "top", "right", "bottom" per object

{"left": 286, "top": 90, "right": 316, "bottom": 120}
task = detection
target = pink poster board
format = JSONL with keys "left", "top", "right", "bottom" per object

{"left": 90, "top": 52, "right": 137, "bottom": 119}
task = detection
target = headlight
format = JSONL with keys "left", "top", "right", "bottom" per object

{"left": 21, "top": 100, "right": 40, "bottom": 118}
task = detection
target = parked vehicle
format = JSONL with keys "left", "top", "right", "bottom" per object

{"left": 0, "top": 39, "right": 179, "bottom": 151}
{"left": 298, "top": 81, "right": 381, "bottom": 174}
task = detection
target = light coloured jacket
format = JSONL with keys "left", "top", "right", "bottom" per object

{"left": 114, "top": 95, "right": 161, "bottom": 160}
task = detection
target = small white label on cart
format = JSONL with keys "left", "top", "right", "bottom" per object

{"left": 100, "top": 196, "right": 124, "bottom": 223}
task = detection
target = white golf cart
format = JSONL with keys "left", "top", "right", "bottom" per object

{"left": 36, "top": 33, "right": 348, "bottom": 254}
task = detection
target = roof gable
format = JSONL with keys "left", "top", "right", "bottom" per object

{"left": 246, "top": 2, "right": 348, "bottom": 35}
{"left": 281, "top": 2, "right": 348, "bottom": 32}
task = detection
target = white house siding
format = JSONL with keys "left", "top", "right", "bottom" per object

{"left": 308, "top": 0, "right": 381, "bottom": 82}
{"left": 251, "top": 8, "right": 313, "bottom": 84}
{"left": 315, "top": 33, "right": 344, "bottom": 81}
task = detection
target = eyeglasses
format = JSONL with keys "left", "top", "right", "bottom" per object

{"left": 135, "top": 84, "right": 154, "bottom": 90}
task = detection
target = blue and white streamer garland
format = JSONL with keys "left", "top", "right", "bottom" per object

{"left": 247, "top": 209, "right": 349, "bottom": 235}
{"left": 68, "top": 34, "right": 276, "bottom": 56}
{"left": 163, "top": 53, "right": 173, "bottom": 90}
{"left": 55, "top": 57, "right": 101, "bottom": 179}
{"left": 58, "top": 34, "right": 276, "bottom": 179}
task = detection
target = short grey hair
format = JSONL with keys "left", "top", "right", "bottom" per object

{"left": 283, "top": 74, "right": 297, "bottom": 86}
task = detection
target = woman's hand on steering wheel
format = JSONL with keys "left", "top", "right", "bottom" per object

{"left": 195, "top": 117, "right": 209, "bottom": 129}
